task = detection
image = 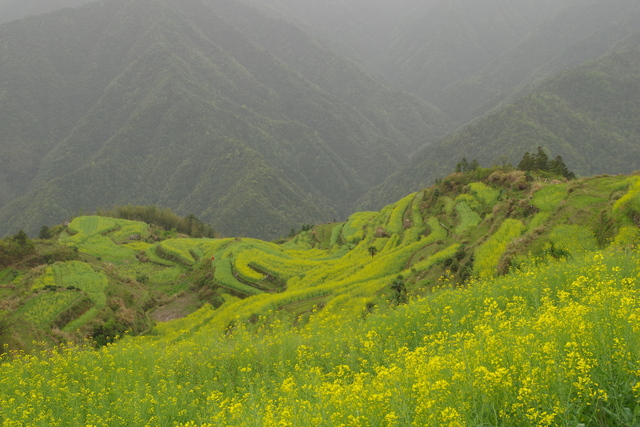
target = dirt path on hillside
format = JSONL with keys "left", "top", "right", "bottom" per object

{"left": 150, "top": 293, "right": 201, "bottom": 322}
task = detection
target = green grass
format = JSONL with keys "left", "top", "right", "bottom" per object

{"left": 475, "top": 219, "right": 525, "bottom": 278}
{"left": 32, "top": 261, "right": 109, "bottom": 307}
{"left": 469, "top": 181, "right": 500, "bottom": 206}
{"left": 532, "top": 184, "right": 568, "bottom": 211}
{"left": 214, "top": 259, "right": 262, "bottom": 296}
{"left": 65, "top": 216, "right": 119, "bottom": 237}
{"left": 454, "top": 200, "right": 481, "bottom": 234}
{"left": 16, "top": 291, "right": 81, "bottom": 327}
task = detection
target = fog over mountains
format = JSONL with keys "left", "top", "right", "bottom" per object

{"left": 1, "top": 0, "right": 640, "bottom": 238}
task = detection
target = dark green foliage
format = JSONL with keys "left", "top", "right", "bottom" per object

{"left": 91, "top": 317, "right": 129, "bottom": 348}
{"left": 96, "top": 205, "right": 215, "bottom": 238}
{"left": 455, "top": 158, "right": 481, "bottom": 174}
{"left": 390, "top": 274, "right": 407, "bottom": 305}
{"left": 0, "top": 231, "right": 35, "bottom": 268}
{"left": 517, "top": 147, "right": 575, "bottom": 179}
{"left": 38, "top": 225, "right": 52, "bottom": 240}
{"left": 549, "top": 156, "right": 575, "bottom": 179}
{"left": 0, "top": 314, "right": 14, "bottom": 349}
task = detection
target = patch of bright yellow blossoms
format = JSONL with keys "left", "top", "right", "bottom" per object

{"left": 2, "top": 246, "right": 640, "bottom": 426}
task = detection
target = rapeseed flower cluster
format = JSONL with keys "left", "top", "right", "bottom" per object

{"left": 1, "top": 247, "right": 640, "bottom": 426}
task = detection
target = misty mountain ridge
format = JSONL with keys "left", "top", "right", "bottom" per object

{"left": 360, "top": 32, "right": 640, "bottom": 209}
{"left": 245, "top": 0, "right": 640, "bottom": 127}
{"left": 0, "top": 0, "right": 448, "bottom": 240}
{"left": 1, "top": 0, "right": 640, "bottom": 239}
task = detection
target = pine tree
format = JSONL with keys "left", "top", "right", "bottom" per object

{"left": 455, "top": 157, "right": 470, "bottom": 173}
{"left": 517, "top": 152, "right": 534, "bottom": 171}
{"left": 533, "top": 146, "right": 549, "bottom": 171}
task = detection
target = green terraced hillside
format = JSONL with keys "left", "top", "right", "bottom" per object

{"left": 2, "top": 171, "right": 640, "bottom": 425}
{"left": 2, "top": 169, "right": 639, "bottom": 351}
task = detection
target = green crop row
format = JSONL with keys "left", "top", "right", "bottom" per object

{"left": 532, "top": 183, "right": 568, "bottom": 212}
{"left": 613, "top": 176, "right": 640, "bottom": 222}
{"left": 234, "top": 253, "right": 266, "bottom": 283}
{"left": 342, "top": 212, "right": 376, "bottom": 243}
{"left": 106, "top": 220, "right": 150, "bottom": 242}
{"left": 213, "top": 259, "right": 262, "bottom": 296}
{"left": 468, "top": 181, "right": 500, "bottom": 206}
{"left": 16, "top": 291, "right": 81, "bottom": 327}
{"left": 454, "top": 200, "right": 481, "bottom": 234}
{"left": 32, "top": 261, "right": 108, "bottom": 307}
{"left": 407, "top": 244, "right": 461, "bottom": 274}
{"left": 549, "top": 225, "right": 597, "bottom": 254}
{"left": 385, "top": 193, "right": 415, "bottom": 235}
{"left": 474, "top": 219, "right": 526, "bottom": 279}
{"left": 66, "top": 216, "right": 119, "bottom": 238}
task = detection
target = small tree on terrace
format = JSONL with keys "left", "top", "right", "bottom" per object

{"left": 0, "top": 314, "right": 14, "bottom": 351}
{"left": 390, "top": 274, "right": 407, "bottom": 304}
{"left": 39, "top": 225, "right": 53, "bottom": 240}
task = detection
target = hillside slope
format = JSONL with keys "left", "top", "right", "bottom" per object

{"left": 436, "top": 0, "right": 640, "bottom": 123}
{"left": 2, "top": 171, "right": 640, "bottom": 424}
{"left": 0, "top": 0, "right": 95, "bottom": 24}
{"left": 3, "top": 169, "right": 640, "bottom": 348}
{"left": 385, "top": 0, "right": 568, "bottom": 117}
{"left": 362, "top": 33, "right": 640, "bottom": 209}
{"left": 0, "top": 0, "right": 448, "bottom": 240}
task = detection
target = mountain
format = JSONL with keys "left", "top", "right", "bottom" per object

{"left": 361, "top": 33, "right": 640, "bottom": 209}
{"left": 0, "top": 0, "right": 449, "bottom": 240}
{"left": 238, "top": 0, "right": 431, "bottom": 67}
{"left": 0, "top": 0, "right": 95, "bottom": 23}
{"left": 252, "top": 0, "right": 640, "bottom": 128}
{"left": 435, "top": 0, "right": 640, "bottom": 123}
{"left": 384, "top": 0, "right": 569, "bottom": 117}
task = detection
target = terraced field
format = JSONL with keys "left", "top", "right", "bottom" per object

{"left": 4, "top": 171, "right": 640, "bottom": 353}
{"left": 3, "top": 172, "right": 640, "bottom": 425}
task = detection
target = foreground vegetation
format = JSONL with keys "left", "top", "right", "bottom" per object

{"left": 2, "top": 169, "right": 640, "bottom": 425}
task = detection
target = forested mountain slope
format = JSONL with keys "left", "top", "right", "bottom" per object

{"left": 436, "top": 0, "right": 640, "bottom": 123}
{"left": 0, "top": 0, "right": 448, "bottom": 240}
{"left": 238, "top": 0, "right": 430, "bottom": 67}
{"left": 251, "top": 0, "right": 640, "bottom": 128}
{"left": 361, "top": 34, "right": 640, "bottom": 209}
{"left": 384, "top": 0, "right": 569, "bottom": 118}
{"left": 0, "top": 0, "right": 94, "bottom": 24}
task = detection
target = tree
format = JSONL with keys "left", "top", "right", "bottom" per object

{"left": 517, "top": 152, "right": 534, "bottom": 171}
{"left": 39, "top": 225, "right": 52, "bottom": 239}
{"left": 0, "top": 314, "right": 14, "bottom": 350}
{"left": 549, "top": 155, "right": 575, "bottom": 179}
{"left": 390, "top": 274, "right": 407, "bottom": 304}
{"left": 12, "top": 230, "right": 29, "bottom": 246}
{"left": 455, "top": 157, "right": 470, "bottom": 173}
{"left": 368, "top": 246, "right": 378, "bottom": 257}
{"left": 517, "top": 148, "right": 574, "bottom": 179}
{"left": 532, "top": 146, "right": 549, "bottom": 171}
